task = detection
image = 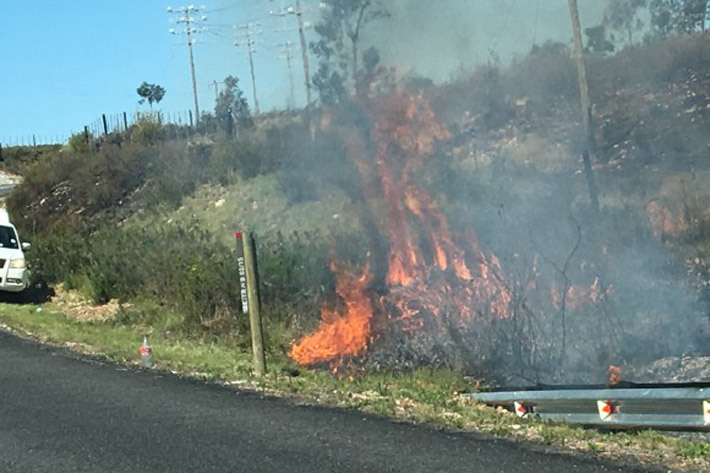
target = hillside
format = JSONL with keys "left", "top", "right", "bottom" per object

{"left": 5, "top": 33, "right": 710, "bottom": 384}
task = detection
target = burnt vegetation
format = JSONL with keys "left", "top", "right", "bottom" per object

{"left": 5, "top": 2, "right": 710, "bottom": 384}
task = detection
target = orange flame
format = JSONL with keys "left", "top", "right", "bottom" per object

{"left": 608, "top": 365, "right": 622, "bottom": 385}
{"left": 290, "top": 262, "right": 374, "bottom": 366}
{"left": 646, "top": 201, "right": 687, "bottom": 238}
{"left": 291, "top": 92, "right": 512, "bottom": 368}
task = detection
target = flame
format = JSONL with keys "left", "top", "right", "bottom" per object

{"left": 291, "top": 92, "right": 512, "bottom": 368}
{"left": 552, "top": 277, "right": 609, "bottom": 312}
{"left": 646, "top": 201, "right": 688, "bottom": 238}
{"left": 378, "top": 156, "right": 420, "bottom": 287}
{"left": 290, "top": 262, "right": 374, "bottom": 367}
{"left": 608, "top": 365, "right": 622, "bottom": 386}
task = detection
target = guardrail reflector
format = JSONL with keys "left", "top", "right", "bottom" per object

{"left": 703, "top": 401, "right": 710, "bottom": 425}
{"left": 514, "top": 401, "right": 532, "bottom": 418}
{"left": 597, "top": 400, "right": 618, "bottom": 421}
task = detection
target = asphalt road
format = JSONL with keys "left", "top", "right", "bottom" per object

{"left": 0, "top": 331, "right": 652, "bottom": 473}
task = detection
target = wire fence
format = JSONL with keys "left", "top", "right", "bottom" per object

{"left": 0, "top": 134, "right": 73, "bottom": 147}
{"left": 1, "top": 109, "right": 196, "bottom": 149}
{"left": 83, "top": 110, "right": 196, "bottom": 137}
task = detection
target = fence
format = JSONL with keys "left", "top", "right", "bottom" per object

{"left": 1, "top": 109, "right": 196, "bottom": 149}
{"left": 0, "top": 134, "right": 72, "bottom": 147}
{"left": 83, "top": 110, "right": 196, "bottom": 137}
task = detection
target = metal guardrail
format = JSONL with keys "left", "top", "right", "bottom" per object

{"left": 467, "top": 383, "right": 710, "bottom": 431}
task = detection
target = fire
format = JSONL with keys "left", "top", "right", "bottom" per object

{"left": 646, "top": 201, "right": 687, "bottom": 238}
{"left": 290, "top": 262, "right": 374, "bottom": 367}
{"left": 608, "top": 365, "right": 622, "bottom": 385}
{"left": 291, "top": 92, "right": 512, "bottom": 368}
{"left": 552, "top": 277, "right": 609, "bottom": 312}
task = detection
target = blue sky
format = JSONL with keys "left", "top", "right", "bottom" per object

{"left": 1, "top": 1, "right": 604, "bottom": 145}
{"left": 0, "top": 0, "right": 315, "bottom": 144}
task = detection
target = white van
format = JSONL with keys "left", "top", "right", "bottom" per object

{"left": 0, "top": 210, "right": 30, "bottom": 293}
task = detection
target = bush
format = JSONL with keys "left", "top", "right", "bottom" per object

{"left": 27, "top": 218, "right": 332, "bottom": 340}
{"left": 67, "top": 131, "right": 91, "bottom": 153}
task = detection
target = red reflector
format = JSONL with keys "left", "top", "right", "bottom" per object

{"left": 597, "top": 400, "right": 618, "bottom": 421}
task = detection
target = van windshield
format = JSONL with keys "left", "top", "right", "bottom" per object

{"left": 0, "top": 226, "right": 19, "bottom": 249}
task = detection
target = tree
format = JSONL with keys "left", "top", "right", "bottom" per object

{"left": 136, "top": 82, "right": 166, "bottom": 109}
{"left": 676, "top": 0, "right": 709, "bottom": 32}
{"left": 650, "top": 0, "right": 709, "bottom": 36}
{"left": 311, "top": 0, "right": 387, "bottom": 103}
{"left": 584, "top": 24, "right": 616, "bottom": 55}
{"left": 604, "top": 0, "right": 648, "bottom": 45}
{"left": 650, "top": 0, "right": 677, "bottom": 36}
{"left": 215, "top": 75, "right": 252, "bottom": 136}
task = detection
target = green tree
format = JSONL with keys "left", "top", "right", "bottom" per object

{"left": 604, "top": 0, "right": 648, "bottom": 45}
{"left": 584, "top": 24, "right": 616, "bottom": 55}
{"left": 136, "top": 82, "right": 166, "bottom": 109}
{"left": 311, "top": 0, "right": 387, "bottom": 103}
{"left": 215, "top": 76, "right": 252, "bottom": 135}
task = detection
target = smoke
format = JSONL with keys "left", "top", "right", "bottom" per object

{"left": 369, "top": 0, "right": 606, "bottom": 82}
{"left": 290, "top": 2, "right": 710, "bottom": 383}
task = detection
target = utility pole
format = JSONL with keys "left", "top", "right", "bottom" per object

{"left": 568, "top": 0, "right": 600, "bottom": 213}
{"left": 295, "top": 0, "right": 312, "bottom": 107}
{"left": 270, "top": 0, "right": 315, "bottom": 107}
{"left": 169, "top": 5, "right": 208, "bottom": 125}
{"left": 277, "top": 41, "right": 297, "bottom": 109}
{"left": 235, "top": 22, "right": 262, "bottom": 116}
{"left": 209, "top": 80, "right": 221, "bottom": 102}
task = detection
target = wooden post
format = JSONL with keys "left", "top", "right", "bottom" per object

{"left": 102, "top": 114, "right": 109, "bottom": 136}
{"left": 568, "top": 0, "right": 600, "bottom": 213}
{"left": 239, "top": 232, "right": 266, "bottom": 376}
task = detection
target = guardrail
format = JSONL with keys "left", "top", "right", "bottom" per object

{"left": 467, "top": 382, "right": 710, "bottom": 431}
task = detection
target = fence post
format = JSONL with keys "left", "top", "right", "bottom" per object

{"left": 236, "top": 232, "right": 266, "bottom": 376}
{"left": 102, "top": 114, "right": 108, "bottom": 135}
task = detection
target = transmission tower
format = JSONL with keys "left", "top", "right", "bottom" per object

{"left": 168, "top": 5, "right": 209, "bottom": 124}
{"left": 276, "top": 41, "right": 297, "bottom": 109}
{"left": 234, "top": 22, "right": 263, "bottom": 115}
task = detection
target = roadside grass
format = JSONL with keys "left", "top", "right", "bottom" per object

{"left": 1, "top": 303, "right": 709, "bottom": 472}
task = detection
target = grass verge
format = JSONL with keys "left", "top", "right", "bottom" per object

{"left": 0, "top": 302, "right": 708, "bottom": 472}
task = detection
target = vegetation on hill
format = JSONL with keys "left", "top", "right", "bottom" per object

{"left": 4, "top": 28, "right": 710, "bottom": 384}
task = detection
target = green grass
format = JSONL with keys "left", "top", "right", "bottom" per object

{"left": 1, "top": 303, "right": 710, "bottom": 472}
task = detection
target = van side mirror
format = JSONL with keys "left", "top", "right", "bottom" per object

{"left": 21, "top": 242, "right": 31, "bottom": 251}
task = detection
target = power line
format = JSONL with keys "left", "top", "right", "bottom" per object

{"left": 276, "top": 41, "right": 297, "bottom": 110}
{"left": 168, "top": 5, "right": 209, "bottom": 124}
{"left": 209, "top": 80, "right": 223, "bottom": 102}
{"left": 270, "top": 0, "right": 320, "bottom": 107}
{"left": 234, "top": 22, "right": 263, "bottom": 115}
